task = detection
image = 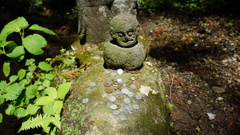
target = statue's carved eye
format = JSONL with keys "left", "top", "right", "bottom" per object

{"left": 117, "top": 32, "right": 124, "bottom": 37}
{"left": 128, "top": 32, "right": 133, "bottom": 36}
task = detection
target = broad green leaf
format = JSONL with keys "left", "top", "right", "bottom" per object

{"left": 23, "top": 34, "right": 47, "bottom": 55}
{"left": 0, "top": 40, "right": 17, "bottom": 48}
{"left": 53, "top": 101, "right": 63, "bottom": 115}
{"left": 3, "top": 61, "right": 11, "bottom": 77}
{"left": 5, "top": 104, "right": 15, "bottom": 115}
{"left": 28, "top": 64, "right": 37, "bottom": 72}
{"left": 45, "top": 73, "right": 55, "bottom": 80}
{"left": 0, "top": 95, "right": 5, "bottom": 105}
{"left": 38, "top": 62, "right": 52, "bottom": 71}
{"left": 57, "top": 82, "right": 72, "bottom": 99}
{"left": 9, "top": 75, "right": 18, "bottom": 84}
{"left": 26, "top": 85, "right": 38, "bottom": 99}
{"left": 35, "top": 96, "right": 55, "bottom": 105}
{"left": 29, "top": 24, "right": 57, "bottom": 36}
{"left": 26, "top": 72, "right": 34, "bottom": 79}
{"left": 17, "top": 69, "right": 26, "bottom": 80}
{"left": 27, "top": 104, "right": 40, "bottom": 115}
{"left": 6, "top": 46, "right": 25, "bottom": 58}
{"left": 43, "top": 80, "right": 51, "bottom": 87}
{"left": 0, "top": 113, "right": 2, "bottom": 123}
{"left": 43, "top": 102, "right": 54, "bottom": 115}
{"left": 45, "top": 87, "right": 57, "bottom": 99}
{"left": 0, "top": 80, "right": 7, "bottom": 91}
{"left": 5, "top": 83, "right": 23, "bottom": 101}
{"left": 25, "top": 58, "right": 35, "bottom": 66}
{"left": 14, "top": 108, "right": 27, "bottom": 118}
{"left": 0, "top": 17, "right": 29, "bottom": 45}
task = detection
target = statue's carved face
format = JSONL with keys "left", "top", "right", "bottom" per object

{"left": 110, "top": 14, "right": 139, "bottom": 47}
{"left": 112, "top": 27, "right": 139, "bottom": 47}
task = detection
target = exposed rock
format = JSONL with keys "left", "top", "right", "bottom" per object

{"left": 211, "top": 86, "right": 226, "bottom": 94}
{"left": 61, "top": 48, "right": 169, "bottom": 134}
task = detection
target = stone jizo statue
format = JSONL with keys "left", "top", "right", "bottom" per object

{"left": 103, "top": 13, "right": 146, "bottom": 70}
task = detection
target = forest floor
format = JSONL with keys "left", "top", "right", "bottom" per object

{"left": 139, "top": 10, "right": 240, "bottom": 135}
{"left": 0, "top": 5, "right": 240, "bottom": 135}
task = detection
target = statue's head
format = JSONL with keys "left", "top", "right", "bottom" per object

{"left": 110, "top": 13, "right": 139, "bottom": 47}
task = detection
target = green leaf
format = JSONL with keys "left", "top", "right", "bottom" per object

{"left": 45, "top": 73, "right": 55, "bottom": 80}
{"left": 6, "top": 46, "right": 25, "bottom": 58}
{"left": 18, "top": 69, "right": 26, "bottom": 80}
{"left": 0, "top": 40, "right": 17, "bottom": 48}
{"left": 43, "top": 102, "right": 54, "bottom": 115}
{"left": 9, "top": 75, "right": 18, "bottom": 84}
{"left": 0, "top": 95, "right": 4, "bottom": 105}
{"left": 35, "top": 96, "right": 55, "bottom": 105}
{"left": 25, "top": 58, "right": 35, "bottom": 66}
{"left": 28, "top": 64, "right": 37, "bottom": 72}
{"left": 45, "top": 87, "right": 57, "bottom": 99}
{"left": 38, "top": 62, "right": 52, "bottom": 71}
{"left": 57, "top": 82, "right": 72, "bottom": 99}
{"left": 14, "top": 108, "right": 27, "bottom": 118}
{"left": 5, "top": 104, "right": 15, "bottom": 115}
{"left": 43, "top": 80, "right": 51, "bottom": 87}
{"left": 3, "top": 61, "right": 11, "bottom": 77}
{"left": 53, "top": 101, "right": 63, "bottom": 115}
{"left": 0, "top": 113, "right": 2, "bottom": 123}
{"left": 0, "top": 80, "right": 7, "bottom": 91}
{"left": 29, "top": 24, "right": 57, "bottom": 36}
{"left": 0, "top": 17, "right": 29, "bottom": 45}
{"left": 26, "top": 85, "right": 38, "bottom": 99}
{"left": 27, "top": 104, "right": 40, "bottom": 115}
{"left": 5, "top": 83, "right": 23, "bottom": 101}
{"left": 23, "top": 34, "right": 47, "bottom": 55}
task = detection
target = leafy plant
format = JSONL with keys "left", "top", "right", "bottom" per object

{"left": 0, "top": 16, "right": 57, "bottom": 77}
{"left": 0, "top": 17, "right": 74, "bottom": 135}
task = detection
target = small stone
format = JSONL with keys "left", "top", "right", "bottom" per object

{"left": 207, "top": 113, "right": 216, "bottom": 120}
{"left": 135, "top": 95, "right": 142, "bottom": 100}
{"left": 116, "top": 95, "right": 123, "bottom": 100}
{"left": 130, "top": 84, "right": 137, "bottom": 89}
{"left": 124, "top": 98, "right": 130, "bottom": 104}
{"left": 113, "top": 110, "right": 120, "bottom": 115}
{"left": 82, "top": 98, "right": 89, "bottom": 104}
{"left": 110, "top": 104, "right": 118, "bottom": 110}
{"left": 111, "top": 72, "right": 117, "bottom": 76}
{"left": 211, "top": 86, "right": 226, "bottom": 94}
{"left": 90, "top": 83, "right": 96, "bottom": 87}
{"left": 216, "top": 97, "right": 223, "bottom": 101}
{"left": 104, "top": 70, "right": 110, "bottom": 74}
{"left": 105, "top": 89, "right": 113, "bottom": 93}
{"left": 133, "top": 104, "right": 139, "bottom": 109}
{"left": 117, "top": 69, "right": 123, "bottom": 75}
{"left": 109, "top": 96, "right": 116, "bottom": 102}
{"left": 119, "top": 115, "right": 127, "bottom": 120}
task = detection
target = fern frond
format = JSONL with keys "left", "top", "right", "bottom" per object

{"left": 18, "top": 114, "right": 43, "bottom": 132}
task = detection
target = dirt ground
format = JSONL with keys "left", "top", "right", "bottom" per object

{"left": 1, "top": 3, "right": 240, "bottom": 135}
{"left": 139, "top": 10, "right": 240, "bottom": 135}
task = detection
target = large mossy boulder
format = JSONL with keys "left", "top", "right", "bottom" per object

{"left": 61, "top": 48, "right": 170, "bottom": 134}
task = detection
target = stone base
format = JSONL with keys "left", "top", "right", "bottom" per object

{"left": 61, "top": 50, "right": 170, "bottom": 134}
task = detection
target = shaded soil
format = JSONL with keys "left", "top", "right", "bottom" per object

{"left": 139, "top": 10, "right": 240, "bottom": 134}
{"left": 0, "top": 2, "right": 240, "bottom": 134}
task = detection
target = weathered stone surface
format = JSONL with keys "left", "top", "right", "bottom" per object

{"left": 76, "top": 0, "right": 139, "bottom": 45}
{"left": 103, "top": 41, "right": 146, "bottom": 70}
{"left": 61, "top": 48, "right": 170, "bottom": 134}
{"left": 103, "top": 13, "right": 146, "bottom": 70}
